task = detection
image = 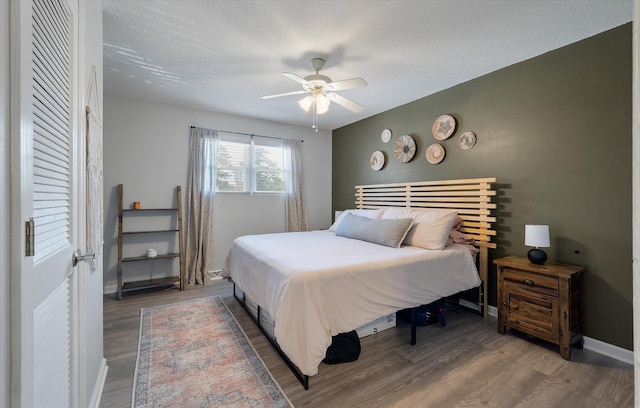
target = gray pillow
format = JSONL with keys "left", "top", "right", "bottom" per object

{"left": 335, "top": 213, "right": 414, "bottom": 248}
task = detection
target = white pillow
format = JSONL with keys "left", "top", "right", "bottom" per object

{"left": 329, "top": 209, "right": 384, "bottom": 232}
{"left": 406, "top": 209, "right": 459, "bottom": 250}
{"left": 382, "top": 207, "right": 458, "bottom": 250}
{"left": 381, "top": 207, "right": 408, "bottom": 219}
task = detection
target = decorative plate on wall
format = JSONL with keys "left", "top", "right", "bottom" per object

{"left": 426, "top": 143, "right": 446, "bottom": 164}
{"left": 394, "top": 135, "right": 417, "bottom": 163}
{"left": 432, "top": 114, "right": 456, "bottom": 140}
{"left": 370, "top": 151, "right": 385, "bottom": 171}
{"left": 381, "top": 128, "right": 392, "bottom": 143}
{"left": 459, "top": 131, "right": 477, "bottom": 150}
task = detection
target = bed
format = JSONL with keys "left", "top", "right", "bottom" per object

{"left": 223, "top": 178, "right": 497, "bottom": 388}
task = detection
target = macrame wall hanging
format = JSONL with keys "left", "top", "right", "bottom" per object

{"left": 86, "top": 66, "right": 103, "bottom": 272}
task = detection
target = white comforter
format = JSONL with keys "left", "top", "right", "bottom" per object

{"left": 222, "top": 230, "right": 480, "bottom": 376}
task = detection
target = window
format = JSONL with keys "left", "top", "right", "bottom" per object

{"left": 214, "top": 132, "right": 285, "bottom": 193}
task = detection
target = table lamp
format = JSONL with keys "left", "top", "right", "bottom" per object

{"left": 525, "top": 224, "right": 550, "bottom": 264}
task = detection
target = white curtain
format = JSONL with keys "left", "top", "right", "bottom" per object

{"left": 185, "top": 127, "right": 217, "bottom": 285}
{"left": 283, "top": 139, "right": 308, "bottom": 232}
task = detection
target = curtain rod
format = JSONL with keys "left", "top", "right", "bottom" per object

{"left": 190, "top": 126, "right": 302, "bottom": 142}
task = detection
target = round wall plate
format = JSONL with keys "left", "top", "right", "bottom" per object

{"left": 426, "top": 143, "right": 445, "bottom": 164}
{"left": 432, "top": 114, "right": 456, "bottom": 140}
{"left": 370, "top": 151, "right": 385, "bottom": 171}
{"left": 381, "top": 128, "right": 392, "bottom": 143}
{"left": 394, "top": 135, "right": 417, "bottom": 163}
{"left": 459, "top": 131, "right": 477, "bottom": 150}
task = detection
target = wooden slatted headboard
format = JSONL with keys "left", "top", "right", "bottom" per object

{"left": 354, "top": 177, "right": 497, "bottom": 316}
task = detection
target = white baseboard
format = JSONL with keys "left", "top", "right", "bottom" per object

{"left": 488, "top": 304, "right": 498, "bottom": 317}
{"left": 458, "top": 298, "right": 481, "bottom": 313}
{"left": 480, "top": 303, "right": 633, "bottom": 366}
{"left": 88, "top": 358, "right": 108, "bottom": 408}
{"left": 583, "top": 336, "right": 634, "bottom": 365}
{"left": 103, "top": 284, "right": 117, "bottom": 295}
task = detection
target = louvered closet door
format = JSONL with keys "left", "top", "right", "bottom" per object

{"left": 31, "top": 0, "right": 79, "bottom": 406}
{"left": 12, "top": 0, "right": 81, "bottom": 406}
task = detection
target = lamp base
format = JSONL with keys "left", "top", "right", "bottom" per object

{"left": 527, "top": 248, "right": 547, "bottom": 265}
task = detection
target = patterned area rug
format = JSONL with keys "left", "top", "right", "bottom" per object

{"left": 132, "top": 296, "right": 292, "bottom": 407}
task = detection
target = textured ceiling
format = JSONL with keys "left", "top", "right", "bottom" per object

{"left": 102, "top": 0, "right": 633, "bottom": 131}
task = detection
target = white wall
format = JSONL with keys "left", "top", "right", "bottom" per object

{"left": 103, "top": 95, "right": 332, "bottom": 291}
{"left": 0, "top": 2, "right": 10, "bottom": 406}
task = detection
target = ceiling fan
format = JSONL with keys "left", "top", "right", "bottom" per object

{"left": 262, "top": 58, "right": 367, "bottom": 131}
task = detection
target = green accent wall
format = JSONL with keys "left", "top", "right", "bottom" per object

{"left": 332, "top": 24, "right": 632, "bottom": 350}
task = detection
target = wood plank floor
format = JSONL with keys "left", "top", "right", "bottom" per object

{"left": 101, "top": 280, "right": 633, "bottom": 407}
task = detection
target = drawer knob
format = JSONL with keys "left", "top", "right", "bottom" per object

{"left": 524, "top": 279, "right": 534, "bottom": 286}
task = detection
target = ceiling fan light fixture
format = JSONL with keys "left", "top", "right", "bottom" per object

{"left": 298, "top": 95, "right": 314, "bottom": 112}
{"left": 298, "top": 94, "right": 330, "bottom": 115}
{"left": 264, "top": 57, "right": 367, "bottom": 131}
{"left": 315, "top": 94, "right": 330, "bottom": 114}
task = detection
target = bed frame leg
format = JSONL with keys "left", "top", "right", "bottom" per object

{"left": 479, "top": 246, "right": 489, "bottom": 317}
{"left": 410, "top": 307, "right": 417, "bottom": 345}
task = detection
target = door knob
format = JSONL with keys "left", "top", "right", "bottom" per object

{"left": 72, "top": 249, "right": 95, "bottom": 267}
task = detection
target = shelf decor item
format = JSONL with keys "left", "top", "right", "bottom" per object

{"left": 425, "top": 143, "right": 446, "bottom": 164}
{"left": 459, "top": 131, "right": 477, "bottom": 150}
{"left": 393, "top": 135, "right": 417, "bottom": 163}
{"left": 525, "top": 224, "right": 550, "bottom": 264}
{"left": 381, "top": 128, "right": 392, "bottom": 143}
{"left": 370, "top": 151, "right": 385, "bottom": 171}
{"left": 432, "top": 114, "right": 456, "bottom": 140}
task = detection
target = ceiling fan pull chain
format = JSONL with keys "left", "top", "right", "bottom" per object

{"left": 313, "top": 101, "right": 318, "bottom": 131}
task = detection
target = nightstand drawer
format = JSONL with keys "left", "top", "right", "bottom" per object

{"left": 503, "top": 282, "right": 559, "bottom": 342}
{"left": 503, "top": 268, "right": 559, "bottom": 297}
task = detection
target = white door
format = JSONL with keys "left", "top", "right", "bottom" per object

{"left": 10, "top": 0, "right": 85, "bottom": 406}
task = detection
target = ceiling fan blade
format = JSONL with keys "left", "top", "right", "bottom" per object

{"left": 282, "top": 72, "right": 311, "bottom": 86}
{"left": 327, "top": 92, "right": 364, "bottom": 113}
{"left": 261, "top": 90, "right": 308, "bottom": 99}
{"left": 326, "top": 77, "right": 367, "bottom": 91}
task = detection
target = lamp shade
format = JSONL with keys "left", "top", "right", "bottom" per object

{"left": 298, "top": 95, "right": 313, "bottom": 112}
{"left": 315, "top": 94, "right": 330, "bottom": 114}
{"left": 525, "top": 224, "right": 550, "bottom": 248}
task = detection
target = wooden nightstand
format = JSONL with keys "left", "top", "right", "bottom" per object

{"left": 494, "top": 255, "right": 585, "bottom": 360}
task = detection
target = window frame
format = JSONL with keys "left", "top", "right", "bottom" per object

{"left": 214, "top": 132, "right": 286, "bottom": 194}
